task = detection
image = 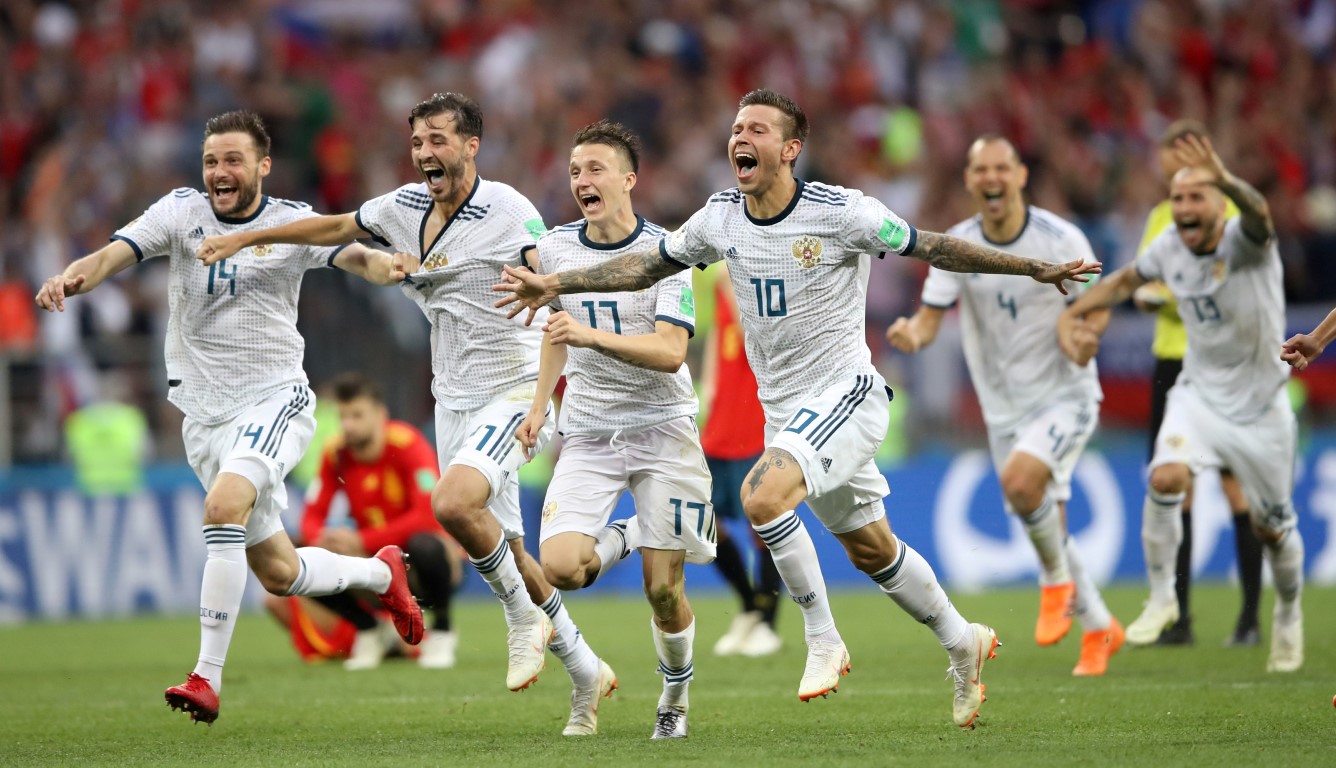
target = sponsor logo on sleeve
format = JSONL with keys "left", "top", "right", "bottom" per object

{"left": 878, "top": 217, "right": 909, "bottom": 251}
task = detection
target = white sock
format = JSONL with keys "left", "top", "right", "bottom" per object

{"left": 469, "top": 534, "right": 536, "bottom": 625}
{"left": 194, "top": 524, "right": 248, "bottom": 693}
{"left": 754, "top": 511, "right": 838, "bottom": 642}
{"left": 538, "top": 591, "right": 599, "bottom": 686}
{"left": 1142, "top": 490, "right": 1185, "bottom": 604}
{"left": 287, "top": 547, "right": 391, "bottom": 595}
{"left": 1019, "top": 494, "right": 1070, "bottom": 585}
{"left": 653, "top": 618, "right": 694, "bottom": 710}
{"left": 871, "top": 540, "right": 970, "bottom": 650}
{"left": 592, "top": 519, "right": 634, "bottom": 584}
{"left": 1265, "top": 528, "right": 1304, "bottom": 623}
{"left": 1066, "top": 537, "right": 1111, "bottom": 631}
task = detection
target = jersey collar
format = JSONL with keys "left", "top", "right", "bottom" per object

{"left": 579, "top": 214, "right": 645, "bottom": 250}
{"left": 744, "top": 179, "right": 804, "bottom": 227}
{"left": 215, "top": 195, "right": 270, "bottom": 225}
{"left": 420, "top": 174, "right": 481, "bottom": 258}
{"left": 979, "top": 206, "right": 1030, "bottom": 247}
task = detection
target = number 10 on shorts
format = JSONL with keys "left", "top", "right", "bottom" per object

{"left": 670, "top": 498, "right": 711, "bottom": 538}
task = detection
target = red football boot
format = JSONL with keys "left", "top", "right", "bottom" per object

{"left": 374, "top": 545, "right": 424, "bottom": 645}
{"left": 165, "top": 673, "right": 219, "bottom": 725}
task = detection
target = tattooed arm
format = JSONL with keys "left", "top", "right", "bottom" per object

{"left": 494, "top": 248, "right": 685, "bottom": 324}
{"left": 1172, "top": 134, "right": 1274, "bottom": 244}
{"left": 911, "top": 231, "right": 1101, "bottom": 295}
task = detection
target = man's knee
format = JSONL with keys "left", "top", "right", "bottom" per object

{"left": 541, "top": 558, "right": 586, "bottom": 591}
{"left": 204, "top": 485, "right": 253, "bottom": 526}
{"left": 644, "top": 578, "right": 682, "bottom": 617}
{"left": 253, "top": 559, "right": 297, "bottom": 596}
{"left": 1000, "top": 473, "right": 1046, "bottom": 516}
{"left": 1149, "top": 464, "right": 1191, "bottom": 496}
{"left": 741, "top": 449, "right": 804, "bottom": 526}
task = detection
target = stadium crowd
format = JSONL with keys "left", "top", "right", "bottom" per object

{"left": 2, "top": 0, "right": 1335, "bottom": 460}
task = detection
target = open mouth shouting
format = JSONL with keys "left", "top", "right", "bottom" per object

{"left": 420, "top": 162, "right": 449, "bottom": 195}
{"left": 578, "top": 190, "right": 604, "bottom": 216}
{"left": 211, "top": 180, "right": 239, "bottom": 211}
{"left": 734, "top": 150, "right": 758, "bottom": 182}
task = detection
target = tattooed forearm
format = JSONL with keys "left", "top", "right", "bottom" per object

{"left": 589, "top": 340, "right": 645, "bottom": 368}
{"left": 554, "top": 248, "right": 682, "bottom": 294}
{"left": 912, "top": 231, "right": 1043, "bottom": 276}
{"left": 745, "top": 448, "right": 795, "bottom": 495}
{"left": 1216, "top": 172, "right": 1274, "bottom": 242}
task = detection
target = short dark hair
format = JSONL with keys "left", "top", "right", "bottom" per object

{"left": 1160, "top": 119, "right": 1210, "bottom": 148}
{"left": 203, "top": 110, "right": 271, "bottom": 158}
{"left": 408, "top": 92, "right": 483, "bottom": 140}
{"left": 572, "top": 120, "right": 641, "bottom": 173}
{"left": 330, "top": 372, "right": 383, "bottom": 405}
{"left": 967, "top": 133, "right": 1022, "bottom": 166}
{"left": 738, "top": 88, "right": 809, "bottom": 167}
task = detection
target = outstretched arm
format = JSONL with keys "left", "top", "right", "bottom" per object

{"left": 911, "top": 231, "right": 1101, "bottom": 295}
{"left": 493, "top": 247, "right": 685, "bottom": 324}
{"left": 885, "top": 305, "right": 947, "bottom": 354}
{"left": 35, "top": 240, "right": 139, "bottom": 312}
{"left": 332, "top": 244, "right": 417, "bottom": 286}
{"left": 1173, "top": 135, "right": 1273, "bottom": 244}
{"left": 1281, "top": 307, "right": 1336, "bottom": 371}
{"left": 197, "top": 212, "right": 367, "bottom": 265}
{"left": 1057, "top": 265, "right": 1146, "bottom": 363}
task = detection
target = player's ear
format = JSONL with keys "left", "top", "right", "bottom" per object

{"left": 624, "top": 171, "right": 637, "bottom": 194}
{"left": 465, "top": 135, "right": 480, "bottom": 160}
{"left": 1017, "top": 162, "right": 1029, "bottom": 190}
{"left": 258, "top": 155, "right": 272, "bottom": 179}
{"left": 782, "top": 138, "right": 802, "bottom": 167}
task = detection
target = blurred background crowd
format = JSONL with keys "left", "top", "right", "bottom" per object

{"left": 2, "top": 0, "right": 1336, "bottom": 467}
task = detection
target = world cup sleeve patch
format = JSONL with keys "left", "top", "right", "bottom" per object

{"left": 878, "top": 217, "right": 909, "bottom": 251}
{"left": 680, "top": 286, "right": 696, "bottom": 318}
{"left": 524, "top": 218, "right": 546, "bottom": 241}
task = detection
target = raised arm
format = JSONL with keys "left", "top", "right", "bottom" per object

{"left": 911, "top": 231, "right": 1101, "bottom": 295}
{"left": 35, "top": 239, "right": 139, "bottom": 312}
{"left": 885, "top": 305, "right": 947, "bottom": 354}
{"left": 197, "top": 212, "right": 368, "bottom": 265}
{"left": 493, "top": 247, "right": 685, "bottom": 324}
{"left": 1173, "top": 135, "right": 1273, "bottom": 244}
{"left": 1281, "top": 307, "right": 1336, "bottom": 371}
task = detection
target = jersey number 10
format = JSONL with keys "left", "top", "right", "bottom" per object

{"left": 749, "top": 278, "right": 788, "bottom": 317}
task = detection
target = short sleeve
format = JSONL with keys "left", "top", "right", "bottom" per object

{"left": 1222, "top": 217, "right": 1272, "bottom": 269}
{"left": 920, "top": 267, "right": 961, "bottom": 309}
{"left": 111, "top": 191, "right": 183, "bottom": 262}
{"left": 844, "top": 194, "right": 918, "bottom": 258}
{"left": 355, "top": 192, "right": 395, "bottom": 247}
{"left": 653, "top": 268, "right": 697, "bottom": 337}
{"left": 501, "top": 193, "right": 546, "bottom": 263}
{"left": 1136, "top": 231, "right": 1168, "bottom": 282}
{"left": 660, "top": 206, "right": 718, "bottom": 270}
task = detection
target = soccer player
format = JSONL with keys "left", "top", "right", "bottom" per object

{"left": 33, "top": 111, "right": 422, "bottom": 725}
{"left": 701, "top": 263, "right": 784, "bottom": 658}
{"left": 1132, "top": 120, "right": 1263, "bottom": 647}
{"left": 299, "top": 372, "right": 461, "bottom": 670}
{"left": 516, "top": 120, "right": 707, "bottom": 739}
{"left": 1281, "top": 307, "right": 1336, "bottom": 370}
{"left": 885, "top": 135, "right": 1123, "bottom": 676}
{"left": 196, "top": 93, "right": 612, "bottom": 735}
{"left": 495, "top": 89, "right": 1100, "bottom": 728}
{"left": 1058, "top": 135, "right": 1304, "bottom": 673}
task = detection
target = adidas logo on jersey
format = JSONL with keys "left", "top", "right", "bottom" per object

{"left": 188, "top": 226, "right": 205, "bottom": 240}
{"left": 725, "top": 247, "right": 739, "bottom": 260}
{"left": 820, "top": 457, "right": 832, "bottom": 473}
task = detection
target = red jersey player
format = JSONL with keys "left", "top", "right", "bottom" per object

{"left": 265, "top": 373, "right": 461, "bottom": 669}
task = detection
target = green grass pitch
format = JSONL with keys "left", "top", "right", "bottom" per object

{"left": 2, "top": 585, "right": 1333, "bottom": 767}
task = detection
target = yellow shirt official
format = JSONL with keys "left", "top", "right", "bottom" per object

{"left": 1137, "top": 198, "right": 1240, "bottom": 360}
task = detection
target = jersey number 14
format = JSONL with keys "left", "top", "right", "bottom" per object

{"left": 208, "top": 259, "right": 238, "bottom": 296}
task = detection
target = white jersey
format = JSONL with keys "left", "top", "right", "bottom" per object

{"left": 539, "top": 216, "right": 698, "bottom": 435}
{"left": 1136, "top": 217, "right": 1288, "bottom": 423}
{"left": 662, "top": 180, "right": 913, "bottom": 422}
{"left": 357, "top": 178, "right": 547, "bottom": 411}
{"left": 112, "top": 189, "right": 336, "bottom": 425}
{"left": 922, "top": 206, "right": 1103, "bottom": 430}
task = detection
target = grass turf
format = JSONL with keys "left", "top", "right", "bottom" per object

{"left": 1, "top": 584, "right": 1332, "bottom": 767}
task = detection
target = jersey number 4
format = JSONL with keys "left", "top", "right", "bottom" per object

{"left": 208, "top": 259, "right": 238, "bottom": 296}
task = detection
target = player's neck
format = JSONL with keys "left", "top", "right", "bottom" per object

{"left": 584, "top": 207, "right": 637, "bottom": 244}
{"left": 981, "top": 204, "right": 1027, "bottom": 243}
{"left": 350, "top": 433, "right": 386, "bottom": 464}
{"left": 743, "top": 176, "right": 798, "bottom": 220}
{"left": 432, "top": 170, "right": 478, "bottom": 221}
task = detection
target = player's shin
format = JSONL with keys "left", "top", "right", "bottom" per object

{"left": 538, "top": 590, "right": 599, "bottom": 685}
{"left": 753, "top": 511, "right": 838, "bottom": 642}
{"left": 195, "top": 524, "right": 248, "bottom": 691}
{"left": 1066, "top": 538, "right": 1111, "bottom": 631}
{"left": 1019, "top": 494, "right": 1070, "bottom": 584}
{"left": 870, "top": 540, "right": 970, "bottom": 649}
{"left": 470, "top": 534, "right": 539, "bottom": 624}
{"left": 652, "top": 617, "right": 695, "bottom": 711}
{"left": 288, "top": 546, "right": 391, "bottom": 595}
{"left": 1265, "top": 527, "right": 1304, "bottom": 619}
{"left": 1142, "top": 490, "right": 1186, "bottom": 605}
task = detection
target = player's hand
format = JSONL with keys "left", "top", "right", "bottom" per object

{"left": 516, "top": 410, "right": 546, "bottom": 461}
{"left": 1032, "top": 258, "right": 1102, "bottom": 295}
{"left": 197, "top": 233, "right": 247, "bottom": 265}
{"left": 316, "top": 528, "right": 364, "bottom": 556}
{"left": 885, "top": 317, "right": 921, "bottom": 354}
{"left": 492, "top": 265, "right": 555, "bottom": 325}
{"left": 389, "top": 252, "right": 419, "bottom": 282}
{"left": 544, "top": 311, "right": 594, "bottom": 348}
{"left": 1173, "top": 134, "right": 1228, "bottom": 185}
{"left": 1057, "top": 310, "right": 1090, "bottom": 364}
{"left": 1281, "top": 333, "right": 1324, "bottom": 371}
{"left": 34, "top": 273, "right": 86, "bottom": 312}
{"left": 1068, "top": 320, "right": 1101, "bottom": 366}
{"left": 1132, "top": 281, "right": 1171, "bottom": 314}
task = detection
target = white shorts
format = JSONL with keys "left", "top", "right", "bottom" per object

{"left": 1152, "top": 382, "right": 1297, "bottom": 533}
{"left": 539, "top": 416, "right": 716, "bottom": 564}
{"left": 183, "top": 384, "right": 315, "bottom": 547}
{"left": 987, "top": 399, "right": 1099, "bottom": 504}
{"left": 436, "top": 382, "right": 554, "bottom": 541}
{"left": 768, "top": 373, "right": 891, "bottom": 535}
